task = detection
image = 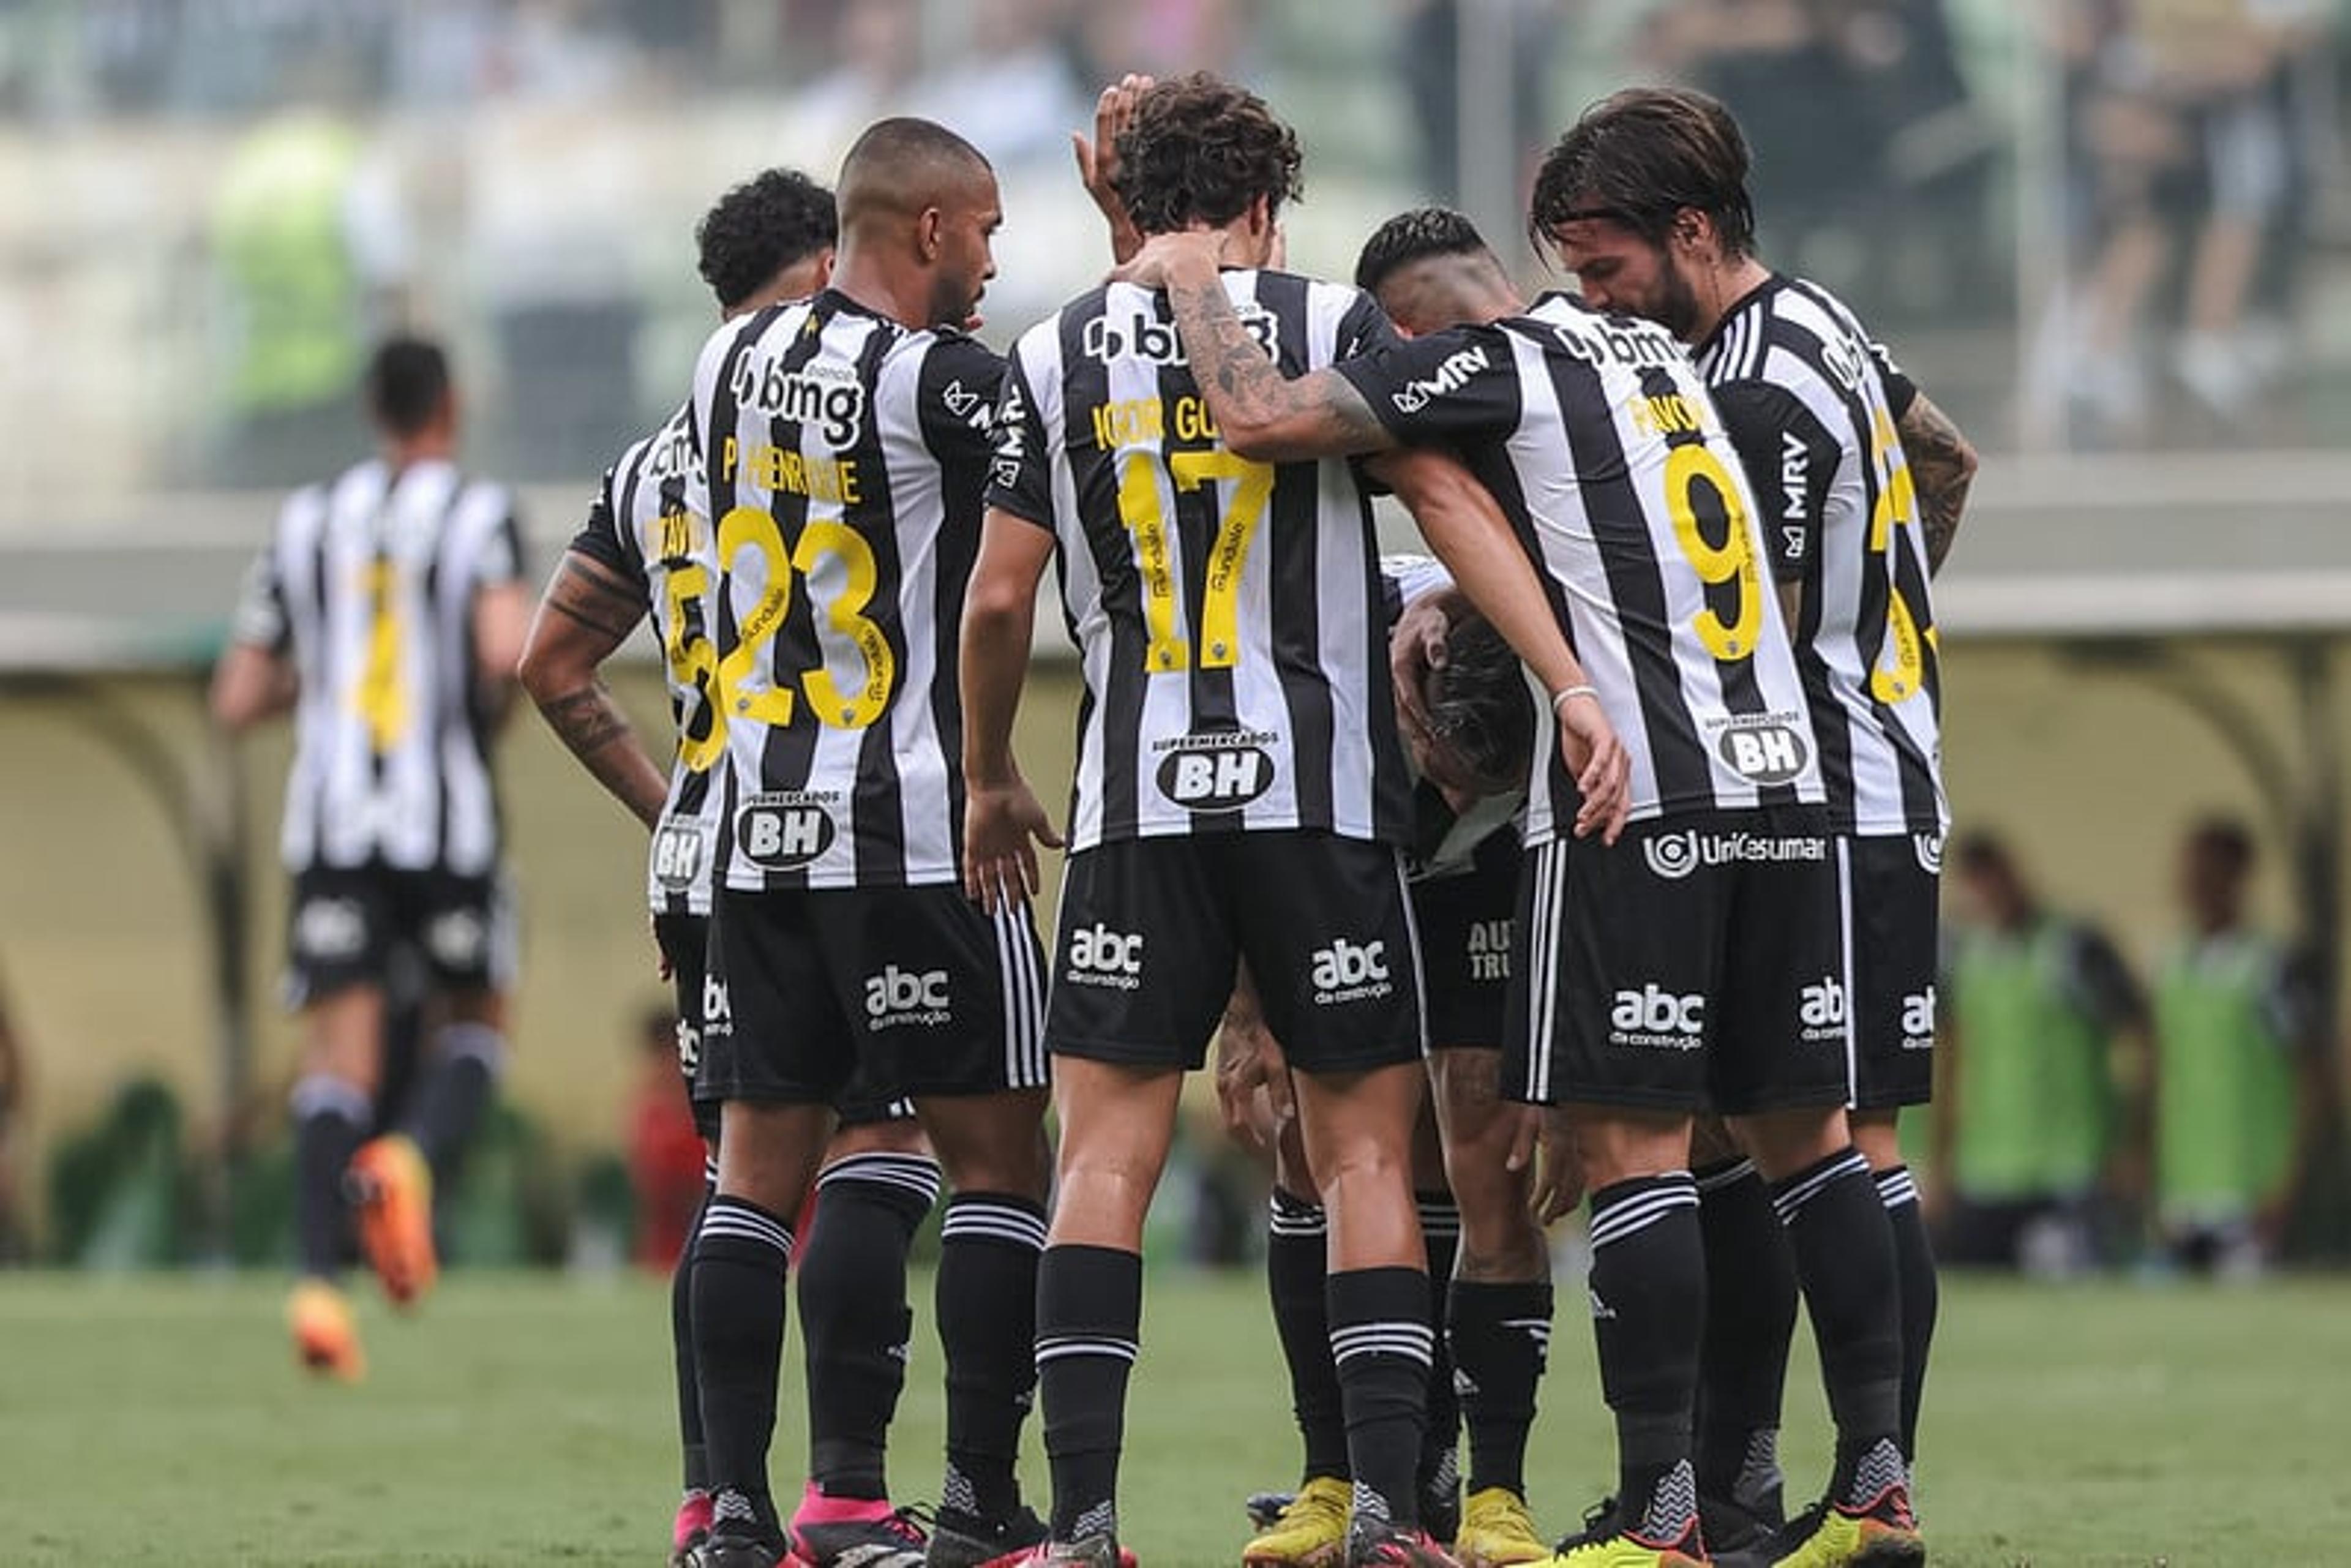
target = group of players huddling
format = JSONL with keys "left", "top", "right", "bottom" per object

{"left": 439, "top": 69, "right": 1974, "bottom": 1568}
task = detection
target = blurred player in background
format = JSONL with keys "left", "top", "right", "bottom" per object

{"left": 1937, "top": 832, "right": 2145, "bottom": 1276}
{"left": 678, "top": 122, "right": 1055, "bottom": 1568}
{"left": 211, "top": 336, "right": 529, "bottom": 1379}
{"left": 1223, "top": 541, "right": 1552, "bottom": 1568}
{"left": 967, "top": 73, "right": 1612, "bottom": 1568}
{"left": 1532, "top": 86, "right": 1977, "bottom": 1561}
{"left": 519, "top": 168, "right": 949, "bottom": 1568}
{"left": 2149, "top": 817, "right": 2325, "bottom": 1275}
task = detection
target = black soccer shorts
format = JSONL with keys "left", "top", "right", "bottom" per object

{"left": 285, "top": 862, "right": 515, "bottom": 1008}
{"left": 654, "top": 911, "right": 918, "bottom": 1141}
{"left": 1047, "top": 829, "right": 1426, "bottom": 1076}
{"left": 1840, "top": 831, "right": 1943, "bottom": 1111}
{"left": 1410, "top": 827, "right": 1519, "bottom": 1051}
{"left": 1505, "top": 806, "right": 1848, "bottom": 1116}
{"left": 695, "top": 884, "right": 1048, "bottom": 1108}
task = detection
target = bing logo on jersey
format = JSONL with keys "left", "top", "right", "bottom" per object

{"left": 1153, "top": 731, "right": 1278, "bottom": 811}
{"left": 738, "top": 792, "right": 839, "bottom": 870}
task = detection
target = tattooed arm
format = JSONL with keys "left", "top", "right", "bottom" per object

{"left": 1119, "top": 233, "right": 1397, "bottom": 462}
{"left": 1899, "top": 391, "right": 1978, "bottom": 577}
{"left": 517, "top": 550, "right": 670, "bottom": 829}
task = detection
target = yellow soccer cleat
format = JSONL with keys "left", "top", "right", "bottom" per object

{"left": 1768, "top": 1488, "right": 1924, "bottom": 1568}
{"left": 1542, "top": 1526, "right": 1706, "bottom": 1568}
{"left": 348, "top": 1133, "right": 438, "bottom": 1308}
{"left": 286, "top": 1278, "right": 364, "bottom": 1381}
{"left": 1243, "top": 1476, "right": 1353, "bottom": 1568}
{"left": 1452, "top": 1488, "right": 1550, "bottom": 1568}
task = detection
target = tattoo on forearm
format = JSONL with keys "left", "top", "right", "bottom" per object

{"left": 549, "top": 557, "right": 646, "bottom": 642}
{"left": 1899, "top": 396, "right": 1976, "bottom": 576}
{"left": 540, "top": 685, "right": 632, "bottom": 759}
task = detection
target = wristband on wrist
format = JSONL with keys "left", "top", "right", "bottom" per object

{"left": 1550, "top": 685, "right": 1600, "bottom": 716}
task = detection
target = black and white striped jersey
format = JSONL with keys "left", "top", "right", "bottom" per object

{"left": 986, "top": 270, "right": 1414, "bottom": 853}
{"left": 233, "top": 457, "right": 524, "bottom": 876}
{"left": 564, "top": 402, "right": 723, "bottom": 916}
{"left": 691, "top": 288, "right": 1002, "bottom": 891}
{"left": 1335, "top": 291, "right": 1825, "bottom": 841}
{"left": 1695, "top": 274, "right": 1948, "bottom": 837}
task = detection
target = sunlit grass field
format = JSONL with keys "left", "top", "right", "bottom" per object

{"left": 2, "top": 1269, "right": 2345, "bottom": 1565}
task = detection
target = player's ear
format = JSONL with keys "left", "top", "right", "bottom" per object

{"left": 812, "top": 247, "right": 837, "bottom": 290}
{"left": 1673, "top": 208, "right": 1709, "bottom": 257}
{"left": 917, "top": 208, "right": 944, "bottom": 262}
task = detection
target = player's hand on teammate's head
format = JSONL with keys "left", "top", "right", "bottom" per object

{"left": 962, "top": 779, "right": 1065, "bottom": 913}
{"left": 1556, "top": 691, "right": 1630, "bottom": 844}
{"left": 1213, "top": 1012, "right": 1289, "bottom": 1155}
{"left": 1107, "top": 228, "right": 1223, "bottom": 290}
{"left": 1075, "top": 73, "right": 1153, "bottom": 264}
{"left": 1389, "top": 596, "right": 1450, "bottom": 746}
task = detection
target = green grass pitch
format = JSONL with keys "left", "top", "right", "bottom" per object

{"left": 4, "top": 1269, "right": 2347, "bottom": 1565}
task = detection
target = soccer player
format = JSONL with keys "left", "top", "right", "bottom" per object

{"left": 2150, "top": 818, "right": 2325, "bottom": 1277}
{"left": 962, "top": 73, "right": 1618, "bottom": 1568}
{"left": 1120, "top": 199, "right": 1922, "bottom": 1566}
{"left": 212, "top": 336, "right": 529, "bottom": 1379}
{"left": 517, "top": 168, "right": 947, "bottom": 1568}
{"left": 675, "top": 122, "right": 1052, "bottom": 1568}
{"left": 1937, "top": 831, "right": 2145, "bottom": 1274}
{"left": 1227, "top": 548, "right": 1552, "bottom": 1568}
{"left": 1528, "top": 86, "right": 1978, "bottom": 1557}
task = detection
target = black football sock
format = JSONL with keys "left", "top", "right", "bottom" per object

{"left": 1693, "top": 1157, "right": 1796, "bottom": 1521}
{"left": 797, "top": 1152, "right": 940, "bottom": 1500}
{"left": 1328, "top": 1265, "right": 1434, "bottom": 1533}
{"left": 1416, "top": 1193, "right": 1463, "bottom": 1509}
{"left": 937, "top": 1190, "right": 1047, "bottom": 1521}
{"left": 1875, "top": 1164, "right": 1938, "bottom": 1467}
{"left": 675, "top": 1163, "right": 715, "bottom": 1492}
{"left": 692, "top": 1194, "right": 796, "bottom": 1542}
{"left": 291, "top": 1075, "right": 369, "bottom": 1280}
{"left": 1449, "top": 1278, "right": 1551, "bottom": 1498}
{"left": 1771, "top": 1149, "right": 1906, "bottom": 1510}
{"left": 1037, "top": 1244, "right": 1142, "bottom": 1542}
{"left": 1586, "top": 1173, "right": 1704, "bottom": 1547}
{"left": 1267, "top": 1188, "right": 1349, "bottom": 1484}
{"left": 403, "top": 1021, "right": 504, "bottom": 1181}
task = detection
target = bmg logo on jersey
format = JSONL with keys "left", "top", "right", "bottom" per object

{"left": 1311, "top": 938, "right": 1393, "bottom": 1006}
{"left": 1715, "top": 719, "right": 1813, "bottom": 786}
{"left": 1153, "top": 732, "right": 1278, "bottom": 811}
{"left": 865, "top": 965, "right": 953, "bottom": 1030}
{"left": 1799, "top": 976, "right": 1848, "bottom": 1043}
{"left": 738, "top": 792, "right": 840, "bottom": 870}
{"left": 1902, "top": 988, "right": 1937, "bottom": 1051}
{"left": 1610, "top": 985, "right": 1705, "bottom": 1049}
{"left": 730, "top": 352, "right": 866, "bottom": 447}
{"left": 1084, "top": 302, "right": 1278, "bottom": 365}
{"left": 1065, "top": 923, "right": 1145, "bottom": 990}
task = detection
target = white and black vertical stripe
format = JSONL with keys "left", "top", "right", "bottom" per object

{"left": 992, "top": 901, "right": 1048, "bottom": 1090}
{"left": 1517, "top": 838, "right": 1571, "bottom": 1105}
{"left": 255, "top": 456, "right": 520, "bottom": 877}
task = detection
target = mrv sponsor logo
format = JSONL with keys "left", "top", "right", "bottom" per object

{"left": 1389, "top": 343, "right": 1490, "bottom": 414}
{"left": 1610, "top": 985, "right": 1705, "bottom": 1050}
{"left": 738, "top": 792, "right": 840, "bottom": 870}
{"left": 1065, "top": 923, "right": 1145, "bottom": 991}
{"left": 865, "top": 965, "right": 953, "bottom": 1030}
{"left": 1311, "top": 939, "right": 1393, "bottom": 1005}
{"left": 1641, "top": 828, "right": 1830, "bottom": 881}
{"left": 1153, "top": 730, "right": 1280, "bottom": 811}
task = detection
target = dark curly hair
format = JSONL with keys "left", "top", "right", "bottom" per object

{"left": 1425, "top": 614, "right": 1535, "bottom": 794}
{"left": 1112, "top": 72, "right": 1303, "bottom": 238}
{"left": 1529, "top": 86, "right": 1755, "bottom": 261}
{"left": 1354, "top": 206, "right": 1492, "bottom": 294}
{"left": 696, "top": 167, "right": 838, "bottom": 310}
{"left": 366, "top": 335, "right": 450, "bottom": 438}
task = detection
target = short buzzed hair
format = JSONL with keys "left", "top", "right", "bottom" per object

{"left": 365, "top": 336, "right": 450, "bottom": 438}
{"left": 1531, "top": 86, "right": 1757, "bottom": 260}
{"left": 696, "top": 168, "right": 838, "bottom": 310}
{"left": 837, "top": 116, "right": 992, "bottom": 227}
{"left": 1355, "top": 206, "right": 1498, "bottom": 294}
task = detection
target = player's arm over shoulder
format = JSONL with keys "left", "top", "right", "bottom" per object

{"left": 1152, "top": 266, "right": 1398, "bottom": 462}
